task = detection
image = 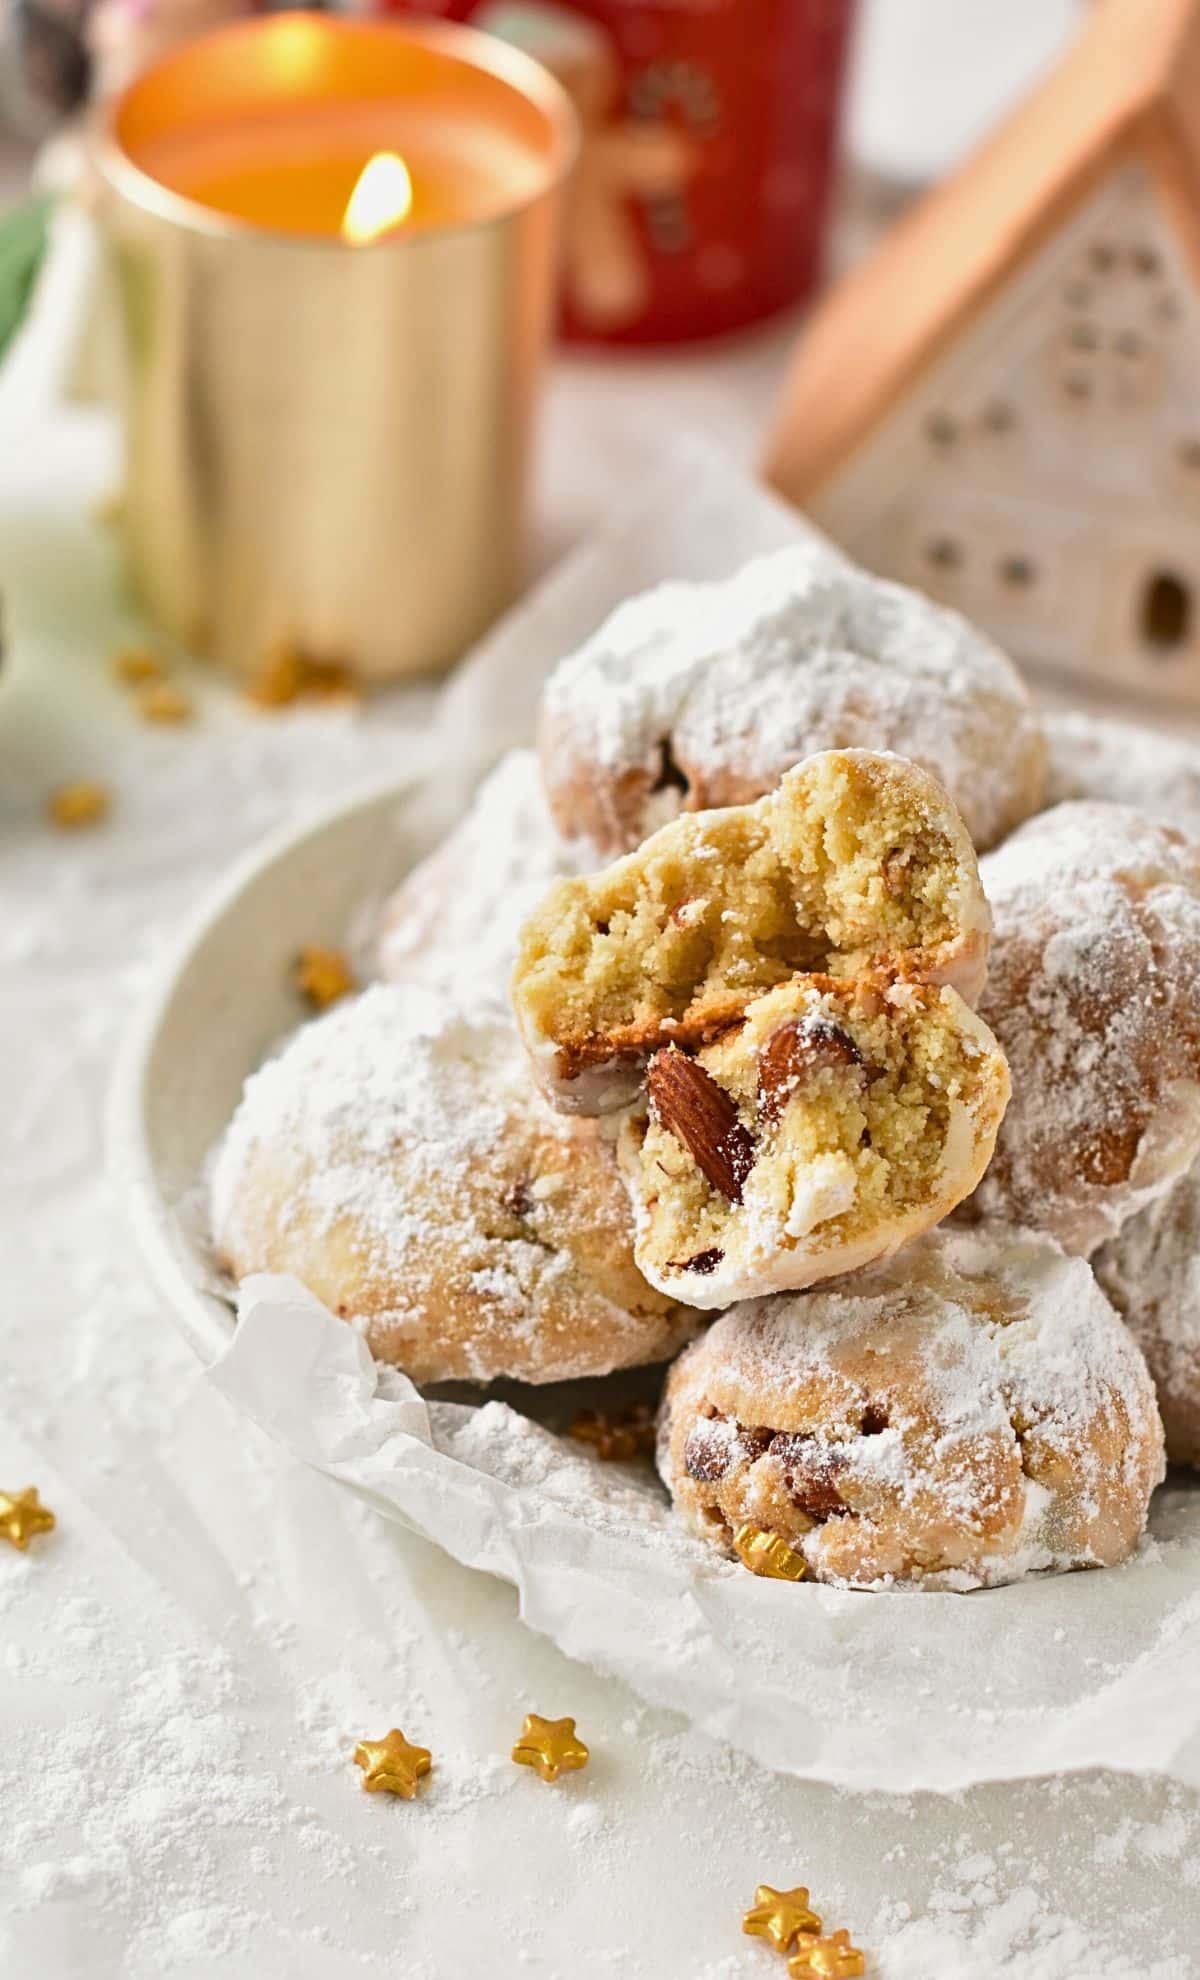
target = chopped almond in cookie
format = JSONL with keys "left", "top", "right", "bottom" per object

{"left": 619, "top": 974, "right": 1009, "bottom": 1306}
{"left": 511, "top": 748, "right": 990, "bottom": 1113}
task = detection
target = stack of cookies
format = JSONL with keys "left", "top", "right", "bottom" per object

{"left": 212, "top": 538, "right": 1197, "bottom": 1592}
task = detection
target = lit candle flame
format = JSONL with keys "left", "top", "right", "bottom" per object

{"left": 342, "top": 152, "right": 414, "bottom": 245}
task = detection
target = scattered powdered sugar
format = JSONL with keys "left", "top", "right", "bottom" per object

{"left": 376, "top": 749, "right": 592, "bottom": 1005}
{"left": 1045, "top": 708, "right": 1200, "bottom": 835}
{"left": 210, "top": 985, "right": 565, "bottom": 1367}
{"left": 972, "top": 801, "right": 1200, "bottom": 1255}
{"left": 212, "top": 983, "right": 536, "bottom": 1242}
{"left": 717, "top": 1225, "right": 1154, "bottom": 1451}
{"left": 7, "top": 399, "right": 1200, "bottom": 1975}
{"left": 540, "top": 541, "right": 1044, "bottom": 851}
{"left": 1095, "top": 1160, "right": 1200, "bottom": 1464}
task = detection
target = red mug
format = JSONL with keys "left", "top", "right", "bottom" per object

{"left": 372, "top": 0, "right": 857, "bottom": 343}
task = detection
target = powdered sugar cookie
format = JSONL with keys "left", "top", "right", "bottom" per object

{"left": 659, "top": 1227, "right": 1164, "bottom": 1590}
{"left": 210, "top": 985, "right": 698, "bottom": 1385}
{"left": 512, "top": 748, "right": 991, "bottom": 1112}
{"left": 1095, "top": 1164, "right": 1200, "bottom": 1467}
{"left": 970, "top": 803, "right": 1200, "bottom": 1254}
{"left": 539, "top": 542, "right": 1045, "bottom": 857}
{"left": 376, "top": 750, "right": 587, "bottom": 1004}
{"left": 1044, "top": 710, "right": 1200, "bottom": 836}
{"left": 619, "top": 974, "right": 1008, "bottom": 1307}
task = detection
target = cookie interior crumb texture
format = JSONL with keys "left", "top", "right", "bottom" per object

{"left": 210, "top": 984, "right": 699, "bottom": 1385}
{"left": 512, "top": 748, "right": 990, "bottom": 1111}
{"left": 659, "top": 1227, "right": 1165, "bottom": 1591}
{"left": 620, "top": 975, "right": 1009, "bottom": 1306}
{"left": 538, "top": 540, "right": 1046, "bottom": 856}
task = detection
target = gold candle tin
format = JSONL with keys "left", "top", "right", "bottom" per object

{"left": 94, "top": 15, "right": 577, "bottom": 682}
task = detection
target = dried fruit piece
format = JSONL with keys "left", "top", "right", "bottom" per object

{"left": 683, "top": 1415, "right": 771, "bottom": 1482}
{"left": 293, "top": 945, "right": 358, "bottom": 1010}
{"left": 648, "top": 1050, "right": 755, "bottom": 1202}
{"left": 758, "top": 1018, "right": 867, "bottom": 1124}
{"left": 504, "top": 1178, "right": 533, "bottom": 1219}
{"left": 768, "top": 1433, "right": 846, "bottom": 1520}
{"left": 665, "top": 1245, "right": 724, "bottom": 1277}
{"left": 47, "top": 780, "right": 110, "bottom": 829}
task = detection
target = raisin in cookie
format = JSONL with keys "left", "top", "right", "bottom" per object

{"left": 969, "top": 802, "right": 1200, "bottom": 1254}
{"left": 1095, "top": 1163, "right": 1200, "bottom": 1467}
{"left": 210, "top": 985, "right": 698, "bottom": 1385}
{"left": 512, "top": 748, "right": 991, "bottom": 1112}
{"left": 539, "top": 542, "right": 1045, "bottom": 857}
{"left": 377, "top": 750, "right": 586, "bottom": 1005}
{"left": 660, "top": 1227, "right": 1164, "bottom": 1590}
{"left": 619, "top": 974, "right": 1008, "bottom": 1307}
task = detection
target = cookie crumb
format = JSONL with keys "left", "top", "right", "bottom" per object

{"left": 568, "top": 1403, "right": 656, "bottom": 1462}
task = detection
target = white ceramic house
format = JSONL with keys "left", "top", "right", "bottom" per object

{"left": 767, "top": 0, "right": 1200, "bottom": 705}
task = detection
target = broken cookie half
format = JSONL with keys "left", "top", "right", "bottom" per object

{"left": 511, "top": 749, "right": 991, "bottom": 1113}
{"left": 619, "top": 973, "right": 1010, "bottom": 1306}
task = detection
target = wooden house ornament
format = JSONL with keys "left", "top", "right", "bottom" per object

{"left": 765, "top": 0, "right": 1200, "bottom": 705}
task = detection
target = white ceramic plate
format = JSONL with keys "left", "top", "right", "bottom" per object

{"left": 108, "top": 748, "right": 1200, "bottom": 1797}
{"left": 108, "top": 773, "right": 439, "bottom": 1370}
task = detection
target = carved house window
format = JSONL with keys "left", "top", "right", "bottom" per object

{"left": 1141, "top": 572, "right": 1192, "bottom": 653}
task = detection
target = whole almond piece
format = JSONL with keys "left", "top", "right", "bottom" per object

{"left": 648, "top": 1051, "right": 755, "bottom": 1203}
{"left": 758, "top": 1018, "right": 868, "bottom": 1124}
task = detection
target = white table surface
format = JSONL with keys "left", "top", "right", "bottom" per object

{"left": 2, "top": 217, "right": 1200, "bottom": 1980}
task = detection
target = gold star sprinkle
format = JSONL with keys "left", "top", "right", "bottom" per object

{"left": 788, "top": 1929, "right": 866, "bottom": 1979}
{"left": 743, "top": 1885, "right": 823, "bottom": 1952}
{"left": 0, "top": 1488, "right": 56, "bottom": 1551}
{"left": 568, "top": 1402, "right": 656, "bottom": 1462}
{"left": 47, "top": 781, "right": 110, "bottom": 830}
{"left": 244, "top": 641, "right": 359, "bottom": 709}
{"left": 293, "top": 945, "right": 358, "bottom": 1010}
{"left": 511, "top": 1714, "right": 589, "bottom": 1783}
{"left": 111, "top": 644, "right": 167, "bottom": 685}
{"left": 734, "top": 1524, "right": 808, "bottom": 1582}
{"left": 353, "top": 1729, "right": 432, "bottom": 1798}
{"left": 136, "top": 682, "right": 194, "bottom": 724}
